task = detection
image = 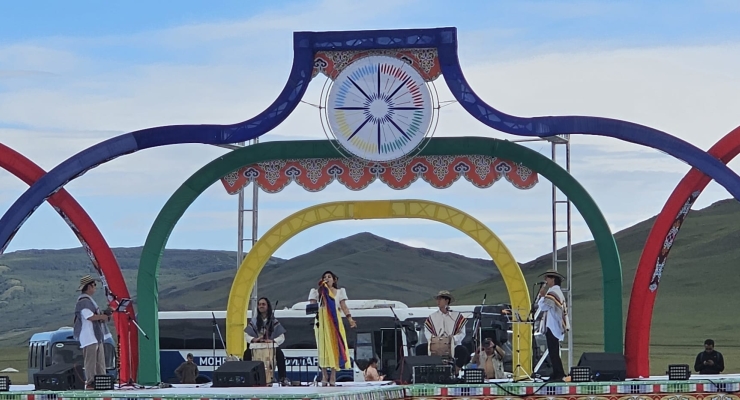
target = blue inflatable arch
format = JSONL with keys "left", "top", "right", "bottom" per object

{"left": 1, "top": 27, "right": 740, "bottom": 269}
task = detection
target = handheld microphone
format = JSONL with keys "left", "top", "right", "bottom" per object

{"left": 537, "top": 281, "right": 546, "bottom": 286}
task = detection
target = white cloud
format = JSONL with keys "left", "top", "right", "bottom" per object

{"left": 1, "top": 4, "right": 739, "bottom": 264}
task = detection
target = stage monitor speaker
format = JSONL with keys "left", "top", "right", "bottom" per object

{"left": 578, "top": 352, "right": 626, "bottom": 381}
{"left": 33, "top": 362, "right": 85, "bottom": 391}
{"left": 393, "top": 356, "right": 445, "bottom": 384}
{"left": 212, "top": 361, "right": 266, "bottom": 387}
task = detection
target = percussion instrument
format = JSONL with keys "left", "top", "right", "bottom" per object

{"left": 429, "top": 336, "right": 452, "bottom": 357}
{"left": 250, "top": 342, "right": 275, "bottom": 384}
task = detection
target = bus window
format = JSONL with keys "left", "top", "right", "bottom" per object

{"left": 279, "top": 317, "right": 316, "bottom": 349}
{"left": 159, "top": 319, "right": 226, "bottom": 350}
{"left": 52, "top": 342, "right": 83, "bottom": 365}
{"left": 28, "top": 344, "right": 35, "bottom": 368}
{"left": 104, "top": 343, "right": 116, "bottom": 369}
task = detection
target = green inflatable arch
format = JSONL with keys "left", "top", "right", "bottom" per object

{"left": 136, "top": 137, "right": 622, "bottom": 384}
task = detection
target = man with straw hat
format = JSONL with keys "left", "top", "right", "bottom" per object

{"left": 73, "top": 275, "right": 113, "bottom": 389}
{"left": 536, "top": 270, "right": 569, "bottom": 382}
{"left": 423, "top": 290, "right": 469, "bottom": 372}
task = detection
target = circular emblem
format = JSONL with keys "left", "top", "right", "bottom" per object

{"left": 326, "top": 56, "right": 433, "bottom": 162}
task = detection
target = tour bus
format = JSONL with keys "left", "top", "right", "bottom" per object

{"left": 28, "top": 327, "right": 117, "bottom": 383}
{"left": 158, "top": 300, "right": 552, "bottom": 383}
{"left": 29, "top": 300, "right": 551, "bottom": 385}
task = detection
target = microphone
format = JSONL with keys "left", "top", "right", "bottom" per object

{"left": 537, "top": 281, "right": 546, "bottom": 286}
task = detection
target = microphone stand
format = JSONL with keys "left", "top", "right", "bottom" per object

{"left": 471, "top": 294, "right": 487, "bottom": 358}
{"left": 270, "top": 301, "right": 279, "bottom": 385}
{"left": 389, "top": 305, "right": 402, "bottom": 382}
{"left": 530, "top": 282, "right": 545, "bottom": 379}
{"left": 212, "top": 312, "right": 227, "bottom": 371}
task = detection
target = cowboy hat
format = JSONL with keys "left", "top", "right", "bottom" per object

{"left": 435, "top": 290, "right": 455, "bottom": 303}
{"left": 77, "top": 274, "right": 98, "bottom": 291}
{"left": 538, "top": 269, "right": 566, "bottom": 281}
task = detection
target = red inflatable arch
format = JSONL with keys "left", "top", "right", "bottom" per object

{"left": 0, "top": 143, "right": 138, "bottom": 382}
{"left": 625, "top": 126, "right": 740, "bottom": 378}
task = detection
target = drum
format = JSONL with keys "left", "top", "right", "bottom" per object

{"left": 250, "top": 343, "right": 276, "bottom": 384}
{"left": 429, "top": 336, "right": 452, "bottom": 357}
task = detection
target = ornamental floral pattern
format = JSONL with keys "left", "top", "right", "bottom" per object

{"left": 220, "top": 155, "right": 538, "bottom": 194}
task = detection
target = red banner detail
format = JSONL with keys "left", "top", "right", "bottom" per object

{"left": 220, "top": 156, "right": 538, "bottom": 195}
{"left": 313, "top": 49, "right": 441, "bottom": 82}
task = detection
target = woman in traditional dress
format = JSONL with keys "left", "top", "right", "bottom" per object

{"left": 308, "top": 270, "right": 357, "bottom": 386}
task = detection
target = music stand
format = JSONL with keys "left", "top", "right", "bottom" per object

{"left": 115, "top": 298, "right": 132, "bottom": 312}
{"left": 510, "top": 307, "right": 535, "bottom": 382}
{"left": 111, "top": 297, "right": 149, "bottom": 389}
{"left": 305, "top": 304, "right": 320, "bottom": 385}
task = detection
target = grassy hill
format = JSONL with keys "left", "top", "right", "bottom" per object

{"left": 446, "top": 198, "right": 740, "bottom": 375}
{"left": 0, "top": 232, "right": 496, "bottom": 346}
{"left": 0, "top": 247, "right": 284, "bottom": 347}
{"left": 1, "top": 198, "right": 740, "bottom": 378}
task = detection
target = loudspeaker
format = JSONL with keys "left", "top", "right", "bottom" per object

{"left": 393, "top": 356, "right": 445, "bottom": 384}
{"left": 578, "top": 352, "right": 626, "bottom": 381}
{"left": 213, "top": 361, "right": 266, "bottom": 387}
{"left": 34, "top": 363, "right": 85, "bottom": 391}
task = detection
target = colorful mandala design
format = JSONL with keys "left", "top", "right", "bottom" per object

{"left": 327, "top": 55, "right": 433, "bottom": 162}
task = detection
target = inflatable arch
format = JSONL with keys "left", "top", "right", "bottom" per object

{"left": 2, "top": 26, "right": 740, "bottom": 278}
{"left": 625, "top": 126, "right": 740, "bottom": 377}
{"left": 0, "top": 143, "right": 138, "bottom": 382}
{"left": 135, "top": 137, "right": 620, "bottom": 384}
{"left": 226, "top": 199, "right": 530, "bottom": 377}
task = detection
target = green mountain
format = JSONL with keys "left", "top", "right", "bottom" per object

{"left": 1, "top": 198, "right": 739, "bottom": 376}
{"left": 447, "top": 198, "right": 740, "bottom": 374}
{"left": 0, "top": 232, "right": 497, "bottom": 346}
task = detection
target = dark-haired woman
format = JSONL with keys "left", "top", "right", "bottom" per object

{"left": 308, "top": 271, "right": 357, "bottom": 386}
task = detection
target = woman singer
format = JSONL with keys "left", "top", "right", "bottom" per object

{"left": 308, "top": 270, "right": 357, "bottom": 386}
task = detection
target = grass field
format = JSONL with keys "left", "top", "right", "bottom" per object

{"left": 0, "top": 347, "right": 27, "bottom": 384}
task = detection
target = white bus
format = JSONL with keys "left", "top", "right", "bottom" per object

{"left": 157, "top": 300, "right": 551, "bottom": 383}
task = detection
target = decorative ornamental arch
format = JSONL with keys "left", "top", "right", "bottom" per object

{"left": 0, "top": 143, "right": 138, "bottom": 382}
{"left": 3, "top": 26, "right": 740, "bottom": 284}
{"left": 625, "top": 125, "right": 740, "bottom": 378}
{"left": 135, "top": 137, "right": 620, "bottom": 384}
{"left": 226, "top": 199, "right": 531, "bottom": 379}
{"left": 226, "top": 200, "right": 532, "bottom": 368}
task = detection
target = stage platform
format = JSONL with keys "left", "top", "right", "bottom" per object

{"left": 5, "top": 376, "right": 740, "bottom": 400}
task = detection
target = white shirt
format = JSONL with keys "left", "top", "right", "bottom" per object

{"left": 308, "top": 287, "right": 348, "bottom": 312}
{"left": 424, "top": 309, "right": 466, "bottom": 346}
{"left": 537, "top": 286, "right": 565, "bottom": 341}
{"left": 79, "top": 308, "right": 98, "bottom": 348}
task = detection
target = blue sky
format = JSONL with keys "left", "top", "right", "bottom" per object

{"left": 1, "top": 0, "right": 739, "bottom": 264}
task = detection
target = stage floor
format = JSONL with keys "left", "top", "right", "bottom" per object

{"left": 7, "top": 375, "right": 740, "bottom": 400}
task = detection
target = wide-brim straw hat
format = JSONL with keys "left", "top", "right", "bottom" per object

{"left": 435, "top": 290, "right": 455, "bottom": 303}
{"left": 77, "top": 274, "right": 98, "bottom": 291}
{"left": 538, "top": 269, "right": 566, "bottom": 281}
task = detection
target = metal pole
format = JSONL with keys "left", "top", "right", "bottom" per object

{"left": 551, "top": 142, "right": 558, "bottom": 271}
{"left": 248, "top": 138, "right": 260, "bottom": 314}
{"left": 565, "top": 140, "right": 573, "bottom": 369}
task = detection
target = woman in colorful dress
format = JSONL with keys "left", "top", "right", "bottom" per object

{"left": 308, "top": 270, "right": 357, "bottom": 386}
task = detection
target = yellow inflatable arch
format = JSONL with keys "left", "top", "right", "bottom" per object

{"left": 226, "top": 199, "right": 533, "bottom": 377}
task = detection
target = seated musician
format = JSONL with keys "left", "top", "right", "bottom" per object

{"left": 243, "top": 297, "right": 290, "bottom": 386}
{"left": 423, "top": 290, "right": 470, "bottom": 372}
{"left": 471, "top": 338, "right": 505, "bottom": 379}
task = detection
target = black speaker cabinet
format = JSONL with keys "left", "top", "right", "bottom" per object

{"left": 34, "top": 363, "right": 85, "bottom": 391}
{"left": 578, "top": 352, "right": 626, "bottom": 381}
{"left": 213, "top": 361, "right": 266, "bottom": 387}
{"left": 393, "top": 356, "right": 446, "bottom": 384}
